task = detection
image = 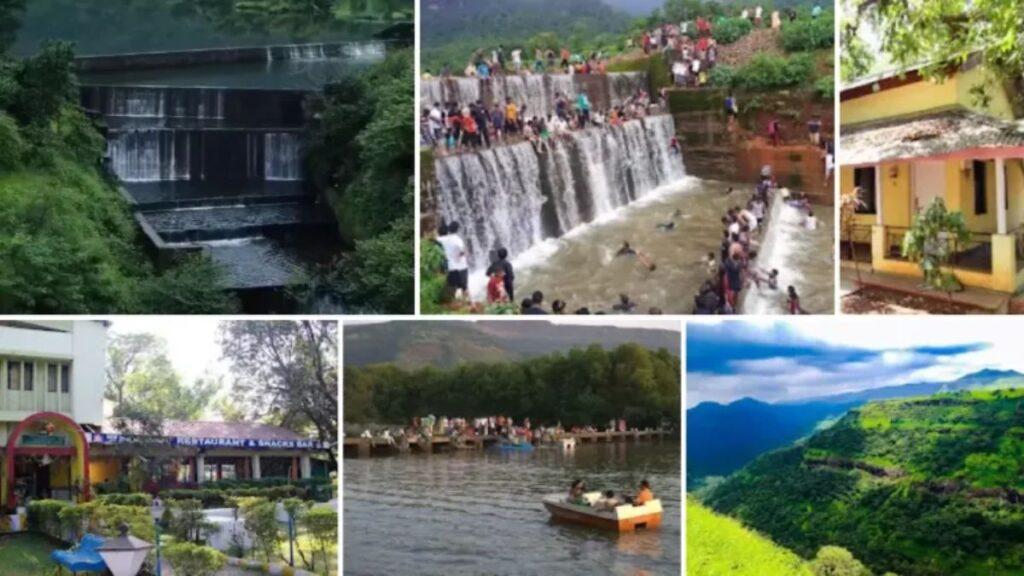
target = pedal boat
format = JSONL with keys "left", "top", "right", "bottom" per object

{"left": 542, "top": 491, "right": 662, "bottom": 532}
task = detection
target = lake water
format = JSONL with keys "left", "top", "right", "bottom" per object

{"left": 343, "top": 441, "right": 681, "bottom": 576}
{"left": 476, "top": 177, "right": 834, "bottom": 314}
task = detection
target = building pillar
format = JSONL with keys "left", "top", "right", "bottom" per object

{"left": 871, "top": 224, "right": 887, "bottom": 269}
{"left": 874, "top": 164, "right": 883, "bottom": 226}
{"left": 291, "top": 457, "right": 299, "bottom": 480}
{"left": 991, "top": 234, "right": 1017, "bottom": 292}
{"left": 300, "top": 455, "right": 312, "bottom": 480}
{"left": 251, "top": 455, "right": 261, "bottom": 480}
{"left": 195, "top": 454, "right": 205, "bottom": 485}
{"left": 996, "top": 157, "right": 1007, "bottom": 234}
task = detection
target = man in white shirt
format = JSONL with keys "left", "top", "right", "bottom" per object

{"left": 740, "top": 207, "right": 759, "bottom": 232}
{"left": 436, "top": 222, "right": 470, "bottom": 299}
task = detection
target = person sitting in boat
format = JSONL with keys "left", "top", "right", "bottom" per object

{"left": 568, "top": 479, "right": 587, "bottom": 505}
{"left": 595, "top": 490, "right": 620, "bottom": 511}
{"left": 628, "top": 480, "right": 654, "bottom": 506}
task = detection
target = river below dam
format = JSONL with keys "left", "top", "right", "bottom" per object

{"left": 343, "top": 441, "right": 681, "bottom": 576}
{"left": 468, "top": 177, "right": 834, "bottom": 314}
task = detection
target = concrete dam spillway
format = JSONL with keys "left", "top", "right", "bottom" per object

{"left": 435, "top": 114, "right": 685, "bottom": 272}
{"left": 422, "top": 72, "right": 649, "bottom": 118}
{"left": 79, "top": 41, "right": 390, "bottom": 309}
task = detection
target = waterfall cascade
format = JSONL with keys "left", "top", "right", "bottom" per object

{"left": 435, "top": 114, "right": 685, "bottom": 271}
{"left": 422, "top": 72, "right": 649, "bottom": 117}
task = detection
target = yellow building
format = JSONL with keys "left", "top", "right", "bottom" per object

{"left": 840, "top": 56, "right": 1024, "bottom": 293}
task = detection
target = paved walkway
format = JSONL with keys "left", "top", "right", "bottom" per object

{"left": 159, "top": 558, "right": 259, "bottom": 575}
{"left": 840, "top": 261, "right": 1011, "bottom": 313}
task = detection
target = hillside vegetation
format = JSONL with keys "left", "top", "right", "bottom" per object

{"left": 344, "top": 343, "right": 680, "bottom": 428}
{"left": 705, "top": 389, "right": 1024, "bottom": 576}
{"left": 688, "top": 499, "right": 813, "bottom": 575}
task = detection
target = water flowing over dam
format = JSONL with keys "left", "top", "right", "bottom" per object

{"left": 434, "top": 114, "right": 684, "bottom": 271}
{"left": 421, "top": 72, "right": 649, "bottom": 117}
{"left": 78, "top": 41, "right": 390, "bottom": 307}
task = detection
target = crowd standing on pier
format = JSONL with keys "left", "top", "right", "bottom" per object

{"left": 357, "top": 414, "right": 642, "bottom": 448}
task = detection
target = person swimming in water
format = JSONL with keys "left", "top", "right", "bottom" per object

{"left": 612, "top": 293, "right": 637, "bottom": 312}
{"left": 787, "top": 285, "right": 808, "bottom": 314}
{"left": 656, "top": 221, "right": 676, "bottom": 231}
{"left": 616, "top": 241, "right": 656, "bottom": 271}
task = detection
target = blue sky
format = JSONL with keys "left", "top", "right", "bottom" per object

{"left": 686, "top": 319, "right": 1015, "bottom": 406}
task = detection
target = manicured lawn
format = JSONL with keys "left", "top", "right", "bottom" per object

{"left": 0, "top": 532, "right": 102, "bottom": 576}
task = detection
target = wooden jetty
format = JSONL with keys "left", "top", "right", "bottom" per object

{"left": 342, "top": 429, "right": 674, "bottom": 458}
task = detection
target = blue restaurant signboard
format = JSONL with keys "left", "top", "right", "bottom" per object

{"left": 85, "top": 432, "right": 327, "bottom": 451}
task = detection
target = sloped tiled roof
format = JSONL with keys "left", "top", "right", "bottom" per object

{"left": 162, "top": 421, "right": 305, "bottom": 441}
{"left": 841, "top": 109, "right": 1024, "bottom": 166}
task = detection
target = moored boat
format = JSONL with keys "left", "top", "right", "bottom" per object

{"left": 489, "top": 438, "right": 535, "bottom": 451}
{"left": 542, "top": 491, "right": 662, "bottom": 532}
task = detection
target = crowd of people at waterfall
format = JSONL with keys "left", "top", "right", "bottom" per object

{"left": 357, "top": 415, "right": 640, "bottom": 447}
{"left": 691, "top": 167, "right": 815, "bottom": 315}
{"left": 431, "top": 45, "right": 614, "bottom": 80}
{"left": 422, "top": 87, "right": 660, "bottom": 156}
{"left": 432, "top": 220, "right": 666, "bottom": 315}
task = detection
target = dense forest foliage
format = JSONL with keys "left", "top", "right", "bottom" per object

{"left": 0, "top": 0, "right": 413, "bottom": 313}
{"left": 420, "top": 0, "right": 631, "bottom": 73}
{"left": 344, "top": 343, "right": 680, "bottom": 428}
{"left": 306, "top": 48, "right": 414, "bottom": 313}
{"left": 0, "top": 2, "right": 239, "bottom": 312}
{"left": 704, "top": 390, "right": 1024, "bottom": 576}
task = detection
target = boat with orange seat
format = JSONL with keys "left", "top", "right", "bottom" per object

{"left": 542, "top": 491, "right": 662, "bottom": 532}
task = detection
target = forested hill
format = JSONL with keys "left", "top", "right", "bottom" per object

{"left": 344, "top": 321, "right": 680, "bottom": 368}
{"left": 12, "top": 0, "right": 401, "bottom": 57}
{"left": 421, "top": 0, "right": 630, "bottom": 72}
{"left": 687, "top": 368, "right": 1024, "bottom": 484}
{"left": 702, "top": 389, "right": 1024, "bottom": 576}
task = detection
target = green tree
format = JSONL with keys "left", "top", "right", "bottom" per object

{"left": 106, "top": 332, "right": 163, "bottom": 405}
{"left": 219, "top": 321, "right": 338, "bottom": 462}
{"left": 901, "top": 198, "right": 971, "bottom": 292}
{"left": 810, "top": 546, "right": 872, "bottom": 576}
{"left": 842, "top": 0, "right": 1023, "bottom": 94}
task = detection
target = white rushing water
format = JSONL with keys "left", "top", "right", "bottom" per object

{"left": 109, "top": 130, "right": 190, "bottom": 182}
{"left": 264, "top": 132, "right": 303, "bottom": 181}
{"left": 104, "top": 87, "right": 225, "bottom": 119}
{"left": 435, "top": 114, "right": 685, "bottom": 272}
{"left": 740, "top": 196, "right": 833, "bottom": 314}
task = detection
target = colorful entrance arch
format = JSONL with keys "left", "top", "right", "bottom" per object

{"left": 3, "top": 412, "right": 90, "bottom": 510}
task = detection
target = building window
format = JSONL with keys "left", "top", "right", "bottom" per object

{"left": 48, "top": 364, "right": 58, "bottom": 393}
{"left": 973, "top": 160, "right": 988, "bottom": 215}
{"left": 23, "top": 363, "right": 33, "bottom": 391}
{"left": 8, "top": 361, "right": 20, "bottom": 390}
{"left": 854, "top": 167, "right": 877, "bottom": 214}
{"left": 61, "top": 365, "right": 70, "bottom": 393}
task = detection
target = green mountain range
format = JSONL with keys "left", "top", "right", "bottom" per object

{"left": 344, "top": 320, "right": 680, "bottom": 368}
{"left": 700, "top": 389, "right": 1024, "bottom": 576}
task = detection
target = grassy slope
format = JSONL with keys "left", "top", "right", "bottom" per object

{"left": 688, "top": 499, "right": 813, "bottom": 576}
{"left": 706, "top": 390, "right": 1024, "bottom": 576}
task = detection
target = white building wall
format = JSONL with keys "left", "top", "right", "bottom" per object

{"left": 71, "top": 322, "right": 107, "bottom": 426}
{"left": 0, "top": 321, "right": 107, "bottom": 428}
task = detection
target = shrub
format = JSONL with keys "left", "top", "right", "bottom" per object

{"left": 0, "top": 112, "right": 24, "bottom": 169}
{"left": 239, "top": 498, "right": 281, "bottom": 563}
{"left": 815, "top": 76, "right": 834, "bottom": 100}
{"left": 98, "top": 493, "right": 152, "bottom": 507}
{"left": 168, "top": 499, "right": 217, "bottom": 544}
{"left": 301, "top": 507, "right": 338, "bottom": 575}
{"left": 164, "top": 542, "right": 226, "bottom": 576}
{"left": 780, "top": 14, "right": 835, "bottom": 52}
{"left": 712, "top": 17, "right": 753, "bottom": 45}
{"left": 27, "top": 500, "right": 70, "bottom": 539}
{"left": 732, "top": 54, "right": 814, "bottom": 91}
{"left": 709, "top": 66, "right": 736, "bottom": 89}
{"left": 58, "top": 504, "right": 92, "bottom": 542}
